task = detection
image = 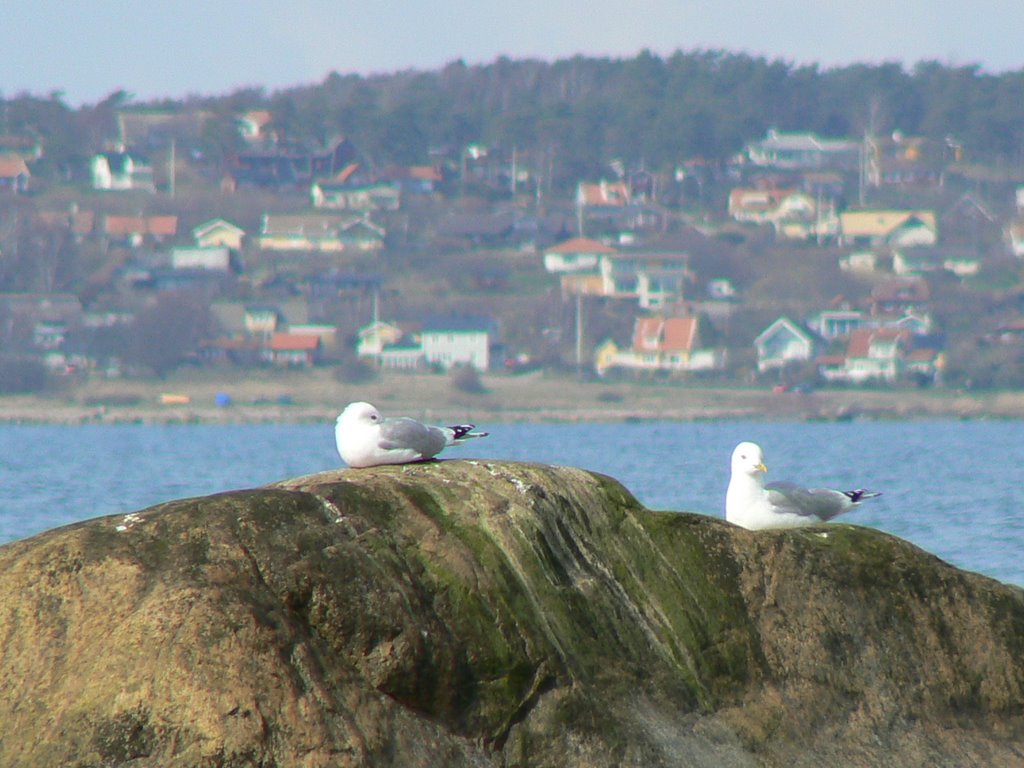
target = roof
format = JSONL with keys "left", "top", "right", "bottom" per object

{"left": 546, "top": 237, "right": 618, "bottom": 255}
{"left": 846, "top": 328, "right": 907, "bottom": 358}
{"left": 192, "top": 218, "right": 244, "bottom": 238}
{"left": 268, "top": 333, "right": 321, "bottom": 351}
{"left": 840, "top": 210, "right": 937, "bottom": 237}
{"left": 0, "top": 156, "right": 29, "bottom": 178}
{"left": 755, "top": 316, "right": 813, "bottom": 346}
{"left": 260, "top": 214, "right": 352, "bottom": 236}
{"left": 36, "top": 210, "right": 95, "bottom": 235}
{"left": 104, "top": 215, "right": 178, "bottom": 237}
{"left": 578, "top": 181, "right": 630, "bottom": 207}
{"left": 632, "top": 316, "right": 698, "bottom": 353}
{"left": 421, "top": 314, "right": 496, "bottom": 333}
{"left": 871, "top": 277, "right": 931, "bottom": 303}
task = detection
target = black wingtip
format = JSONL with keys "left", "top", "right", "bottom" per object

{"left": 450, "top": 423, "right": 485, "bottom": 442}
{"left": 845, "top": 489, "right": 882, "bottom": 503}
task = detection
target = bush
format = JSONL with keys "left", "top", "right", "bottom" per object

{"left": 333, "top": 357, "right": 378, "bottom": 384}
{"left": 450, "top": 364, "right": 488, "bottom": 394}
{"left": 0, "top": 356, "right": 49, "bottom": 393}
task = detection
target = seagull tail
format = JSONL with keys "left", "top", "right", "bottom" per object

{"left": 448, "top": 424, "right": 489, "bottom": 442}
{"left": 845, "top": 489, "right": 882, "bottom": 503}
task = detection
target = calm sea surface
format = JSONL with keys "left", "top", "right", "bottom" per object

{"left": 1, "top": 419, "right": 1022, "bottom": 587}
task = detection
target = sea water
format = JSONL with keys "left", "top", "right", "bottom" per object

{"left": 0, "top": 419, "right": 1021, "bottom": 587}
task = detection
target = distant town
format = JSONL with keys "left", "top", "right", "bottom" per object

{"left": 3, "top": 76, "right": 1024, "bottom": 399}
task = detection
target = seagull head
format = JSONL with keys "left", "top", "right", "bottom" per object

{"left": 732, "top": 441, "right": 768, "bottom": 477}
{"left": 338, "top": 401, "right": 382, "bottom": 428}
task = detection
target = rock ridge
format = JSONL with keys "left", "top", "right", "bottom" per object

{"left": 0, "top": 459, "right": 1021, "bottom": 767}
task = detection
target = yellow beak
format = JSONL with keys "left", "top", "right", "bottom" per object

{"left": 756, "top": 462, "right": 768, "bottom": 473}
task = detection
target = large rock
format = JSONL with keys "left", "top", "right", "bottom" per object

{"left": 0, "top": 460, "right": 1022, "bottom": 767}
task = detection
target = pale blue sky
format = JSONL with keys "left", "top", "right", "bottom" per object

{"left": 4, "top": 0, "right": 1022, "bottom": 105}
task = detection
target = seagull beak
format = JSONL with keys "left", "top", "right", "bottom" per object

{"left": 756, "top": 462, "right": 768, "bottom": 473}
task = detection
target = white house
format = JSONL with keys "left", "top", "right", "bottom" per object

{"left": 170, "top": 246, "right": 232, "bottom": 271}
{"left": 421, "top": 315, "right": 496, "bottom": 371}
{"left": 193, "top": 218, "right": 245, "bottom": 250}
{"left": 598, "top": 251, "right": 690, "bottom": 309}
{"left": 754, "top": 317, "right": 820, "bottom": 372}
{"left": 91, "top": 150, "right": 155, "bottom": 192}
{"left": 542, "top": 237, "right": 617, "bottom": 273}
{"left": 356, "top": 320, "right": 405, "bottom": 358}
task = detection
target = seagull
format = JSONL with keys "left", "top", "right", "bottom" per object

{"left": 335, "top": 401, "right": 488, "bottom": 468}
{"left": 726, "top": 441, "right": 881, "bottom": 530}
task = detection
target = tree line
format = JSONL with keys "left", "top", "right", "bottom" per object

{"left": 6, "top": 51, "right": 1024, "bottom": 190}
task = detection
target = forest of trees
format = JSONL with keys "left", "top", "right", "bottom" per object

{"left": 6, "top": 50, "right": 1024, "bottom": 191}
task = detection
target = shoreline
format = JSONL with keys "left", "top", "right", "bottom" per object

{"left": 2, "top": 370, "right": 1023, "bottom": 424}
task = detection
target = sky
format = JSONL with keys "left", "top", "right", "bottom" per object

{"left": 3, "top": 0, "right": 1023, "bottom": 106}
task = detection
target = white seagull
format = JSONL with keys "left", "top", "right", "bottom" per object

{"left": 335, "top": 401, "right": 488, "bottom": 468}
{"left": 726, "top": 441, "right": 881, "bottom": 530}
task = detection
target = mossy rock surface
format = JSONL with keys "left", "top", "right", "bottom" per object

{"left": 1, "top": 459, "right": 1023, "bottom": 767}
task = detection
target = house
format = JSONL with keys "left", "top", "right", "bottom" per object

{"left": 237, "top": 110, "right": 273, "bottom": 143}
{"left": 91, "top": 150, "right": 155, "bottom": 191}
{"left": 745, "top": 129, "right": 861, "bottom": 171}
{"left": 35, "top": 208, "right": 96, "bottom": 240}
{"left": 231, "top": 138, "right": 358, "bottom": 190}
{"left": 170, "top": 246, "right": 232, "bottom": 272}
{"left": 377, "top": 164, "right": 444, "bottom": 194}
{"left": 356, "top": 320, "right": 426, "bottom": 369}
{"left": 257, "top": 213, "right": 382, "bottom": 252}
{"left": 1007, "top": 221, "right": 1024, "bottom": 258}
{"left": 192, "top": 218, "right": 245, "bottom": 250}
{"left": 542, "top": 237, "right": 617, "bottom": 274}
{"left": 311, "top": 169, "right": 400, "bottom": 211}
{"left": 596, "top": 315, "right": 724, "bottom": 375}
{"left": 356, "top": 320, "right": 405, "bottom": 359}
{"left": 244, "top": 305, "right": 287, "bottom": 335}
{"left": 838, "top": 210, "right": 937, "bottom": 248}
{"left": 0, "top": 154, "right": 30, "bottom": 193}
{"left": 420, "top": 314, "right": 496, "bottom": 371}
{"left": 727, "top": 187, "right": 831, "bottom": 240}
{"left": 337, "top": 217, "right": 386, "bottom": 252}
{"left": 892, "top": 246, "right": 981, "bottom": 278}
{"left": 599, "top": 251, "right": 690, "bottom": 309}
{"left": 727, "top": 188, "right": 809, "bottom": 224}
{"left": 863, "top": 133, "right": 947, "bottom": 188}
{"left": 754, "top": 317, "right": 820, "bottom": 373}
{"left": 839, "top": 251, "right": 879, "bottom": 273}
{"left": 819, "top": 328, "right": 910, "bottom": 383}
{"left": 103, "top": 215, "right": 178, "bottom": 247}
{"left": 263, "top": 333, "right": 321, "bottom": 367}
{"left": 805, "top": 308, "right": 865, "bottom": 340}
{"left": 870, "top": 276, "right": 931, "bottom": 318}
{"left": 577, "top": 180, "right": 630, "bottom": 209}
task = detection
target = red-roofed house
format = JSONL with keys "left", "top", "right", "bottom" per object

{"left": 542, "top": 237, "right": 617, "bottom": 273}
{"left": 596, "top": 315, "right": 724, "bottom": 375}
{"left": 104, "top": 215, "right": 178, "bottom": 247}
{"left": 577, "top": 180, "right": 630, "bottom": 208}
{"left": 818, "top": 328, "right": 910, "bottom": 383}
{"left": 263, "top": 333, "right": 321, "bottom": 367}
{"left": 0, "top": 155, "right": 30, "bottom": 193}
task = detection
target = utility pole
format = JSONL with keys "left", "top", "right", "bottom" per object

{"left": 575, "top": 291, "right": 583, "bottom": 378}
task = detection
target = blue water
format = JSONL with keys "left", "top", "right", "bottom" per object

{"left": 1, "top": 420, "right": 1022, "bottom": 587}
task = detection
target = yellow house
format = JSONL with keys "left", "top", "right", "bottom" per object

{"left": 839, "top": 210, "right": 937, "bottom": 247}
{"left": 193, "top": 218, "right": 245, "bottom": 250}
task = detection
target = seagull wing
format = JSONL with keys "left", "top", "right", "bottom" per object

{"left": 765, "top": 481, "right": 854, "bottom": 521}
{"left": 377, "top": 417, "right": 448, "bottom": 458}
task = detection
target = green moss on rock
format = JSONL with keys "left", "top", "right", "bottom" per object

{"left": 0, "top": 459, "right": 1022, "bottom": 767}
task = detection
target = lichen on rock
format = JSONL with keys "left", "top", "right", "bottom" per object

{"left": 0, "top": 459, "right": 1022, "bottom": 767}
